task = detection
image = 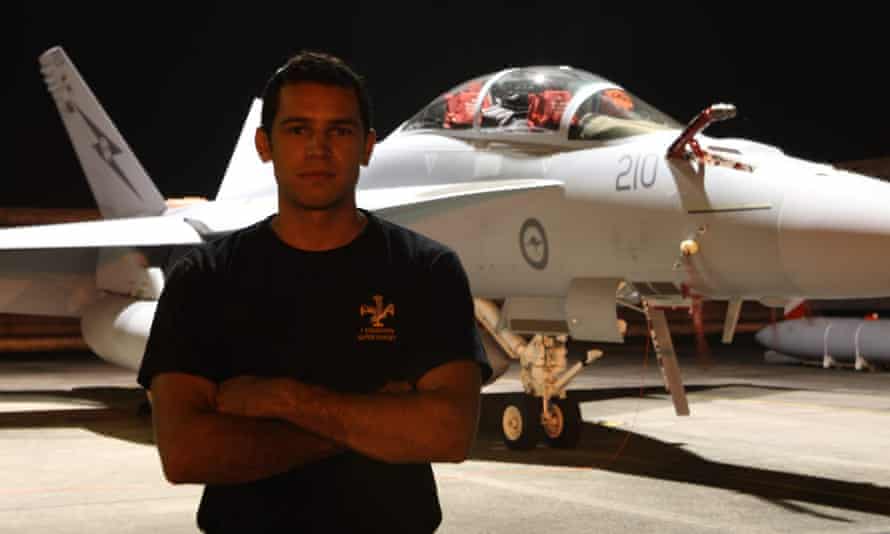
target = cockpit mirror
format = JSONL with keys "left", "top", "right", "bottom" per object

{"left": 667, "top": 103, "right": 737, "bottom": 160}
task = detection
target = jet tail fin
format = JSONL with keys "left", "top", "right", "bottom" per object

{"left": 215, "top": 98, "right": 277, "bottom": 201}
{"left": 39, "top": 47, "right": 166, "bottom": 219}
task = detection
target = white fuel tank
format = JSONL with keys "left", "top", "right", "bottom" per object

{"left": 80, "top": 294, "right": 156, "bottom": 371}
{"left": 756, "top": 317, "right": 890, "bottom": 363}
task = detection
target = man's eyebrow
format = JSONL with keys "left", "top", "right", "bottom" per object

{"left": 279, "top": 116, "right": 361, "bottom": 127}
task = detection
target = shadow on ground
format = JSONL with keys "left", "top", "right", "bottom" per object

{"left": 473, "top": 391, "right": 890, "bottom": 521}
{"left": 2, "top": 381, "right": 888, "bottom": 521}
{"left": 0, "top": 386, "right": 153, "bottom": 445}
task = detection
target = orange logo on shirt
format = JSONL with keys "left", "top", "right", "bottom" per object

{"left": 358, "top": 295, "right": 397, "bottom": 342}
{"left": 360, "top": 295, "right": 395, "bottom": 326}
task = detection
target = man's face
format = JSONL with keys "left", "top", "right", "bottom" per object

{"left": 256, "top": 82, "right": 375, "bottom": 211}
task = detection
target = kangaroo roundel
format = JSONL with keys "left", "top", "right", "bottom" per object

{"left": 519, "top": 218, "right": 548, "bottom": 270}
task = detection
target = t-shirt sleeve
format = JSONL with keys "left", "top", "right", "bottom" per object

{"left": 411, "top": 249, "right": 492, "bottom": 384}
{"left": 136, "top": 251, "right": 219, "bottom": 390}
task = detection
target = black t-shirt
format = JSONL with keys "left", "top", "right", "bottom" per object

{"left": 137, "top": 211, "right": 490, "bottom": 533}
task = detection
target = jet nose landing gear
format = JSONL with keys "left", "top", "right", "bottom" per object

{"left": 475, "top": 299, "right": 601, "bottom": 451}
{"left": 498, "top": 334, "right": 599, "bottom": 450}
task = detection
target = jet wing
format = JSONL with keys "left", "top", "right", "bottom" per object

{"left": 186, "top": 180, "right": 566, "bottom": 235}
{"left": 0, "top": 215, "right": 203, "bottom": 250}
{"left": 359, "top": 178, "right": 565, "bottom": 216}
{"left": 0, "top": 180, "right": 562, "bottom": 251}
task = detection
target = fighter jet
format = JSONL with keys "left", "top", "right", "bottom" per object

{"left": 3, "top": 47, "right": 890, "bottom": 450}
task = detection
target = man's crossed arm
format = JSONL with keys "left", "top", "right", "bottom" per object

{"left": 149, "top": 360, "right": 482, "bottom": 485}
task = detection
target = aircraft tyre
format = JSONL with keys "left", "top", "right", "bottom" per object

{"left": 544, "top": 398, "right": 582, "bottom": 449}
{"left": 502, "top": 395, "right": 543, "bottom": 450}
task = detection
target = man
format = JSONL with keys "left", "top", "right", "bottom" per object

{"left": 137, "top": 51, "right": 491, "bottom": 533}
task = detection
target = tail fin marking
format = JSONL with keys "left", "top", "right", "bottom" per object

{"left": 39, "top": 47, "right": 166, "bottom": 219}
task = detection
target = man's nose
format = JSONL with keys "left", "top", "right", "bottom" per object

{"left": 306, "top": 132, "right": 331, "bottom": 156}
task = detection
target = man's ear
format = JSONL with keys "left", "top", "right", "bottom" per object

{"left": 255, "top": 127, "right": 272, "bottom": 162}
{"left": 362, "top": 128, "right": 377, "bottom": 166}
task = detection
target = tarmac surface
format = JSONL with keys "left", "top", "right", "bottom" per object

{"left": 1, "top": 333, "right": 889, "bottom": 533}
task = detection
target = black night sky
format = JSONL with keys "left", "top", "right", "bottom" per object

{"left": 16, "top": 4, "right": 889, "bottom": 209}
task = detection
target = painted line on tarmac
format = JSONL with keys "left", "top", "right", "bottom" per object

{"left": 438, "top": 469, "right": 732, "bottom": 531}
{"left": 685, "top": 394, "right": 890, "bottom": 415}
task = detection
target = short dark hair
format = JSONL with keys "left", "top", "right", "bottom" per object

{"left": 260, "top": 51, "right": 373, "bottom": 136}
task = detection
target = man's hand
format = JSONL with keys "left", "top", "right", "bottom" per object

{"left": 214, "top": 370, "right": 480, "bottom": 464}
{"left": 217, "top": 376, "right": 414, "bottom": 419}
{"left": 216, "top": 376, "right": 293, "bottom": 418}
{"left": 214, "top": 376, "right": 417, "bottom": 453}
{"left": 267, "top": 361, "right": 482, "bottom": 463}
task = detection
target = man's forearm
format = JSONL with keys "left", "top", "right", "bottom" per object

{"left": 273, "top": 383, "right": 476, "bottom": 464}
{"left": 158, "top": 410, "right": 342, "bottom": 485}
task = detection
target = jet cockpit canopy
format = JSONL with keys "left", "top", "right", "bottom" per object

{"left": 400, "top": 66, "right": 681, "bottom": 143}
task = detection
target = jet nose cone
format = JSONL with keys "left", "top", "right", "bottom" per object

{"left": 779, "top": 174, "right": 890, "bottom": 298}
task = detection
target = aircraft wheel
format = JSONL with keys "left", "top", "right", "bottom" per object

{"left": 543, "top": 398, "right": 582, "bottom": 449}
{"left": 501, "top": 395, "right": 542, "bottom": 450}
